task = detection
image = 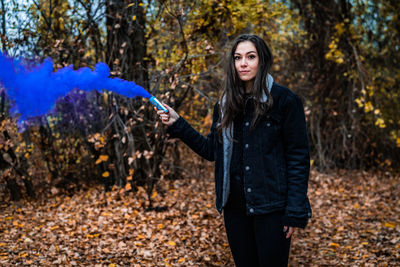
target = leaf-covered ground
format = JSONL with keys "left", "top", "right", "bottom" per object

{"left": 1, "top": 169, "right": 399, "bottom": 266}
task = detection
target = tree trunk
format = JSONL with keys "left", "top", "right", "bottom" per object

{"left": 105, "top": 0, "right": 152, "bottom": 187}
{"left": 0, "top": 0, "right": 7, "bottom": 53}
{"left": 6, "top": 178, "right": 21, "bottom": 201}
{"left": 106, "top": 0, "right": 148, "bottom": 85}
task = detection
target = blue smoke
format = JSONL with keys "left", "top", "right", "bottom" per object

{"left": 0, "top": 52, "right": 151, "bottom": 122}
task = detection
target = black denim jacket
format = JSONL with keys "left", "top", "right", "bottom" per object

{"left": 167, "top": 83, "right": 312, "bottom": 228}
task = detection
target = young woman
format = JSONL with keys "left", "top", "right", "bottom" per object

{"left": 156, "top": 34, "right": 312, "bottom": 267}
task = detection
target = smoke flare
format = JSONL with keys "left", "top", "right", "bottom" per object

{"left": 0, "top": 52, "right": 151, "bottom": 122}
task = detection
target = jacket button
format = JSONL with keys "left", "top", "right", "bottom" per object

{"left": 267, "top": 123, "right": 271, "bottom": 127}
{"left": 247, "top": 188, "right": 252, "bottom": 193}
{"left": 245, "top": 122, "right": 250, "bottom": 126}
{"left": 244, "top": 144, "right": 249, "bottom": 149}
{"left": 249, "top": 208, "right": 254, "bottom": 213}
{"left": 245, "top": 166, "right": 250, "bottom": 171}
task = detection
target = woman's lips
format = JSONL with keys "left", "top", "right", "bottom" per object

{"left": 239, "top": 70, "right": 250, "bottom": 74}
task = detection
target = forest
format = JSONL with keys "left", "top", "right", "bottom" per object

{"left": 0, "top": 0, "right": 399, "bottom": 266}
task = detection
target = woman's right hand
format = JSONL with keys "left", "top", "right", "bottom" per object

{"left": 155, "top": 103, "right": 180, "bottom": 126}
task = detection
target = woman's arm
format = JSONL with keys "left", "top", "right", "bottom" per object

{"left": 281, "top": 93, "right": 312, "bottom": 229}
{"left": 156, "top": 103, "right": 219, "bottom": 161}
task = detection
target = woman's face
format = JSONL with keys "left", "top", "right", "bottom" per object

{"left": 234, "top": 41, "right": 259, "bottom": 83}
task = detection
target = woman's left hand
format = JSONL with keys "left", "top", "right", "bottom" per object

{"left": 283, "top": 226, "right": 294, "bottom": 239}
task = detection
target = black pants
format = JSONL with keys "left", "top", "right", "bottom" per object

{"left": 223, "top": 179, "right": 291, "bottom": 267}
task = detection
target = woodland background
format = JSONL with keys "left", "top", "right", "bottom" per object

{"left": 0, "top": 0, "right": 399, "bottom": 266}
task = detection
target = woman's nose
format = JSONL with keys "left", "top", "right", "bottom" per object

{"left": 240, "top": 58, "right": 247, "bottom": 66}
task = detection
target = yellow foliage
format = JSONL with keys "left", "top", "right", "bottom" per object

{"left": 364, "top": 102, "right": 373, "bottom": 113}
{"left": 325, "top": 40, "right": 345, "bottom": 64}
{"left": 334, "top": 22, "right": 346, "bottom": 36}
{"left": 355, "top": 98, "right": 363, "bottom": 108}
{"left": 96, "top": 155, "right": 109, "bottom": 165}
{"left": 328, "top": 40, "right": 337, "bottom": 50}
{"left": 366, "top": 85, "right": 374, "bottom": 97}
{"left": 361, "top": 88, "right": 366, "bottom": 95}
{"left": 375, "top": 118, "right": 386, "bottom": 128}
{"left": 335, "top": 58, "right": 344, "bottom": 64}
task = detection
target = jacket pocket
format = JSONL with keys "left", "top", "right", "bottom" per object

{"left": 258, "top": 115, "right": 282, "bottom": 153}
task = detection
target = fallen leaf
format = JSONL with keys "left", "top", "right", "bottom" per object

{"left": 329, "top": 242, "right": 340, "bottom": 248}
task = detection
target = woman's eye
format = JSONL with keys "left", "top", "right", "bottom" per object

{"left": 248, "top": 55, "right": 256, "bottom": 59}
{"left": 234, "top": 56, "right": 241, "bottom": 60}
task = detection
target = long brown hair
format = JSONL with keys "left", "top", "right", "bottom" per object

{"left": 217, "top": 34, "right": 273, "bottom": 136}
